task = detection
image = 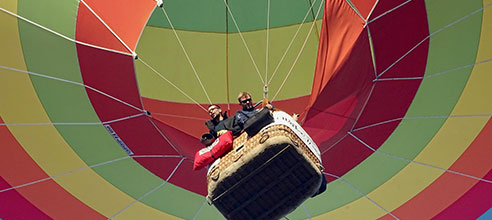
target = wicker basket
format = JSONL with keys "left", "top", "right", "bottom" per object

{"left": 207, "top": 112, "right": 323, "bottom": 220}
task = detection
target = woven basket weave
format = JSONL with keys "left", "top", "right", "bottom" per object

{"left": 207, "top": 124, "right": 323, "bottom": 220}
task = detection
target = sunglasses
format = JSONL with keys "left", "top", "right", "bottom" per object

{"left": 241, "top": 98, "right": 252, "bottom": 104}
{"left": 208, "top": 107, "right": 218, "bottom": 113}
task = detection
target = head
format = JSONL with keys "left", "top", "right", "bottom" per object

{"left": 237, "top": 92, "right": 253, "bottom": 110}
{"left": 208, "top": 104, "right": 222, "bottom": 120}
{"left": 200, "top": 133, "right": 215, "bottom": 146}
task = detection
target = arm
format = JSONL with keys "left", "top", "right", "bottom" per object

{"left": 235, "top": 111, "right": 249, "bottom": 128}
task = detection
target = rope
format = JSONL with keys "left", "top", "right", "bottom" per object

{"left": 0, "top": 156, "right": 131, "bottom": 193}
{"left": 131, "top": 155, "right": 183, "bottom": 159}
{"left": 367, "top": 25, "right": 379, "bottom": 78}
{"left": 323, "top": 172, "right": 400, "bottom": 219}
{"left": 265, "top": 0, "right": 271, "bottom": 84}
{"left": 348, "top": 132, "right": 492, "bottom": 184}
{"left": 0, "top": 112, "right": 145, "bottom": 126}
{"left": 267, "top": 0, "right": 321, "bottom": 85}
{"left": 147, "top": 117, "right": 185, "bottom": 157}
{"left": 349, "top": 84, "right": 375, "bottom": 131}
{"left": 225, "top": 0, "right": 231, "bottom": 110}
{"left": 0, "top": 7, "right": 132, "bottom": 56}
{"left": 374, "top": 58, "right": 492, "bottom": 83}
{"left": 137, "top": 59, "right": 208, "bottom": 112}
{"left": 306, "top": 0, "right": 321, "bottom": 40}
{"left": 367, "top": 0, "right": 410, "bottom": 24}
{"left": 344, "top": 0, "right": 366, "bottom": 22}
{"left": 375, "top": 2, "right": 492, "bottom": 79}
{"left": 353, "top": 113, "right": 492, "bottom": 132}
{"left": 223, "top": 0, "right": 265, "bottom": 84}
{"left": 302, "top": 204, "right": 312, "bottom": 220}
{"left": 271, "top": 0, "right": 324, "bottom": 101}
{"left": 160, "top": 7, "right": 212, "bottom": 104}
{"left": 192, "top": 198, "right": 208, "bottom": 220}
{"left": 320, "top": 133, "right": 348, "bottom": 155}
{"left": 151, "top": 112, "right": 209, "bottom": 121}
{"left": 108, "top": 157, "right": 185, "bottom": 219}
{"left": 365, "top": 0, "right": 380, "bottom": 22}
{"left": 0, "top": 65, "right": 144, "bottom": 112}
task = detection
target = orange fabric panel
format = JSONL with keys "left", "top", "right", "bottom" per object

{"left": 304, "top": 0, "right": 366, "bottom": 117}
{"left": 0, "top": 118, "right": 105, "bottom": 219}
{"left": 82, "top": 0, "right": 156, "bottom": 50}
{"left": 76, "top": 3, "right": 129, "bottom": 53}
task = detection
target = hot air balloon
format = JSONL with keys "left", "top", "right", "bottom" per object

{"left": 1, "top": 0, "right": 492, "bottom": 219}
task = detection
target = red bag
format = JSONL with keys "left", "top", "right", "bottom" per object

{"left": 193, "top": 131, "right": 233, "bottom": 170}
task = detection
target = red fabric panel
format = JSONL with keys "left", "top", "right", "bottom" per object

{"left": 172, "top": 160, "right": 209, "bottom": 195}
{"left": 76, "top": 3, "right": 128, "bottom": 53}
{"left": 369, "top": 0, "right": 429, "bottom": 78}
{"left": 353, "top": 80, "right": 422, "bottom": 129}
{"left": 0, "top": 177, "right": 52, "bottom": 220}
{"left": 0, "top": 118, "right": 106, "bottom": 219}
{"left": 142, "top": 95, "right": 310, "bottom": 139}
{"left": 370, "top": 0, "right": 417, "bottom": 21}
{"left": 76, "top": 44, "right": 143, "bottom": 121}
{"left": 82, "top": 0, "right": 155, "bottom": 50}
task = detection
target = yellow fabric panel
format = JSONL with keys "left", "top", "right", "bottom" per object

{"left": 314, "top": 3, "right": 492, "bottom": 219}
{"left": 0, "top": 0, "right": 17, "bottom": 13}
{"left": 0, "top": 5, "right": 25, "bottom": 70}
{"left": 312, "top": 198, "right": 387, "bottom": 220}
{"left": 113, "top": 202, "right": 182, "bottom": 220}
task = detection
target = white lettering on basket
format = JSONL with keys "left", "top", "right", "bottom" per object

{"left": 261, "top": 111, "right": 321, "bottom": 161}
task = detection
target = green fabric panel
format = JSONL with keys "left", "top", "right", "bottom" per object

{"left": 299, "top": 0, "right": 483, "bottom": 215}
{"left": 142, "top": 183, "right": 224, "bottom": 219}
{"left": 148, "top": 0, "right": 323, "bottom": 33}
{"left": 16, "top": 21, "right": 82, "bottom": 83}
{"left": 286, "top": 180, "right": 362, "bottom": 219}
{"left": 135, "top": 22, "right": 318, "bottom": 103}
{"left": 148, "top": 4, "right": 226, "bottom": 33}
{"left": 17, "top": 0, "right": 78, "bottom": 39}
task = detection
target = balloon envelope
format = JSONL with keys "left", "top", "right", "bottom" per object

{"left": 1, "top": 0, "right": 492, "bottom": 219}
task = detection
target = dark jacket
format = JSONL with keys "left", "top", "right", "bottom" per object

{"left": 205, "top": 112, "right": 241, "bottom": 138}
{"left": 235, "top": 108, "right": 261, "bottom": 127}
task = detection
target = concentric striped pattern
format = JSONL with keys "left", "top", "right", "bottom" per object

{"left": 0, "top": 0, "right": 491, "bottom": 219}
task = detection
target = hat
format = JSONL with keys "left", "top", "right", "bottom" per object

{"left": 200, "top": 133, "right": 215, "bottom": 146}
